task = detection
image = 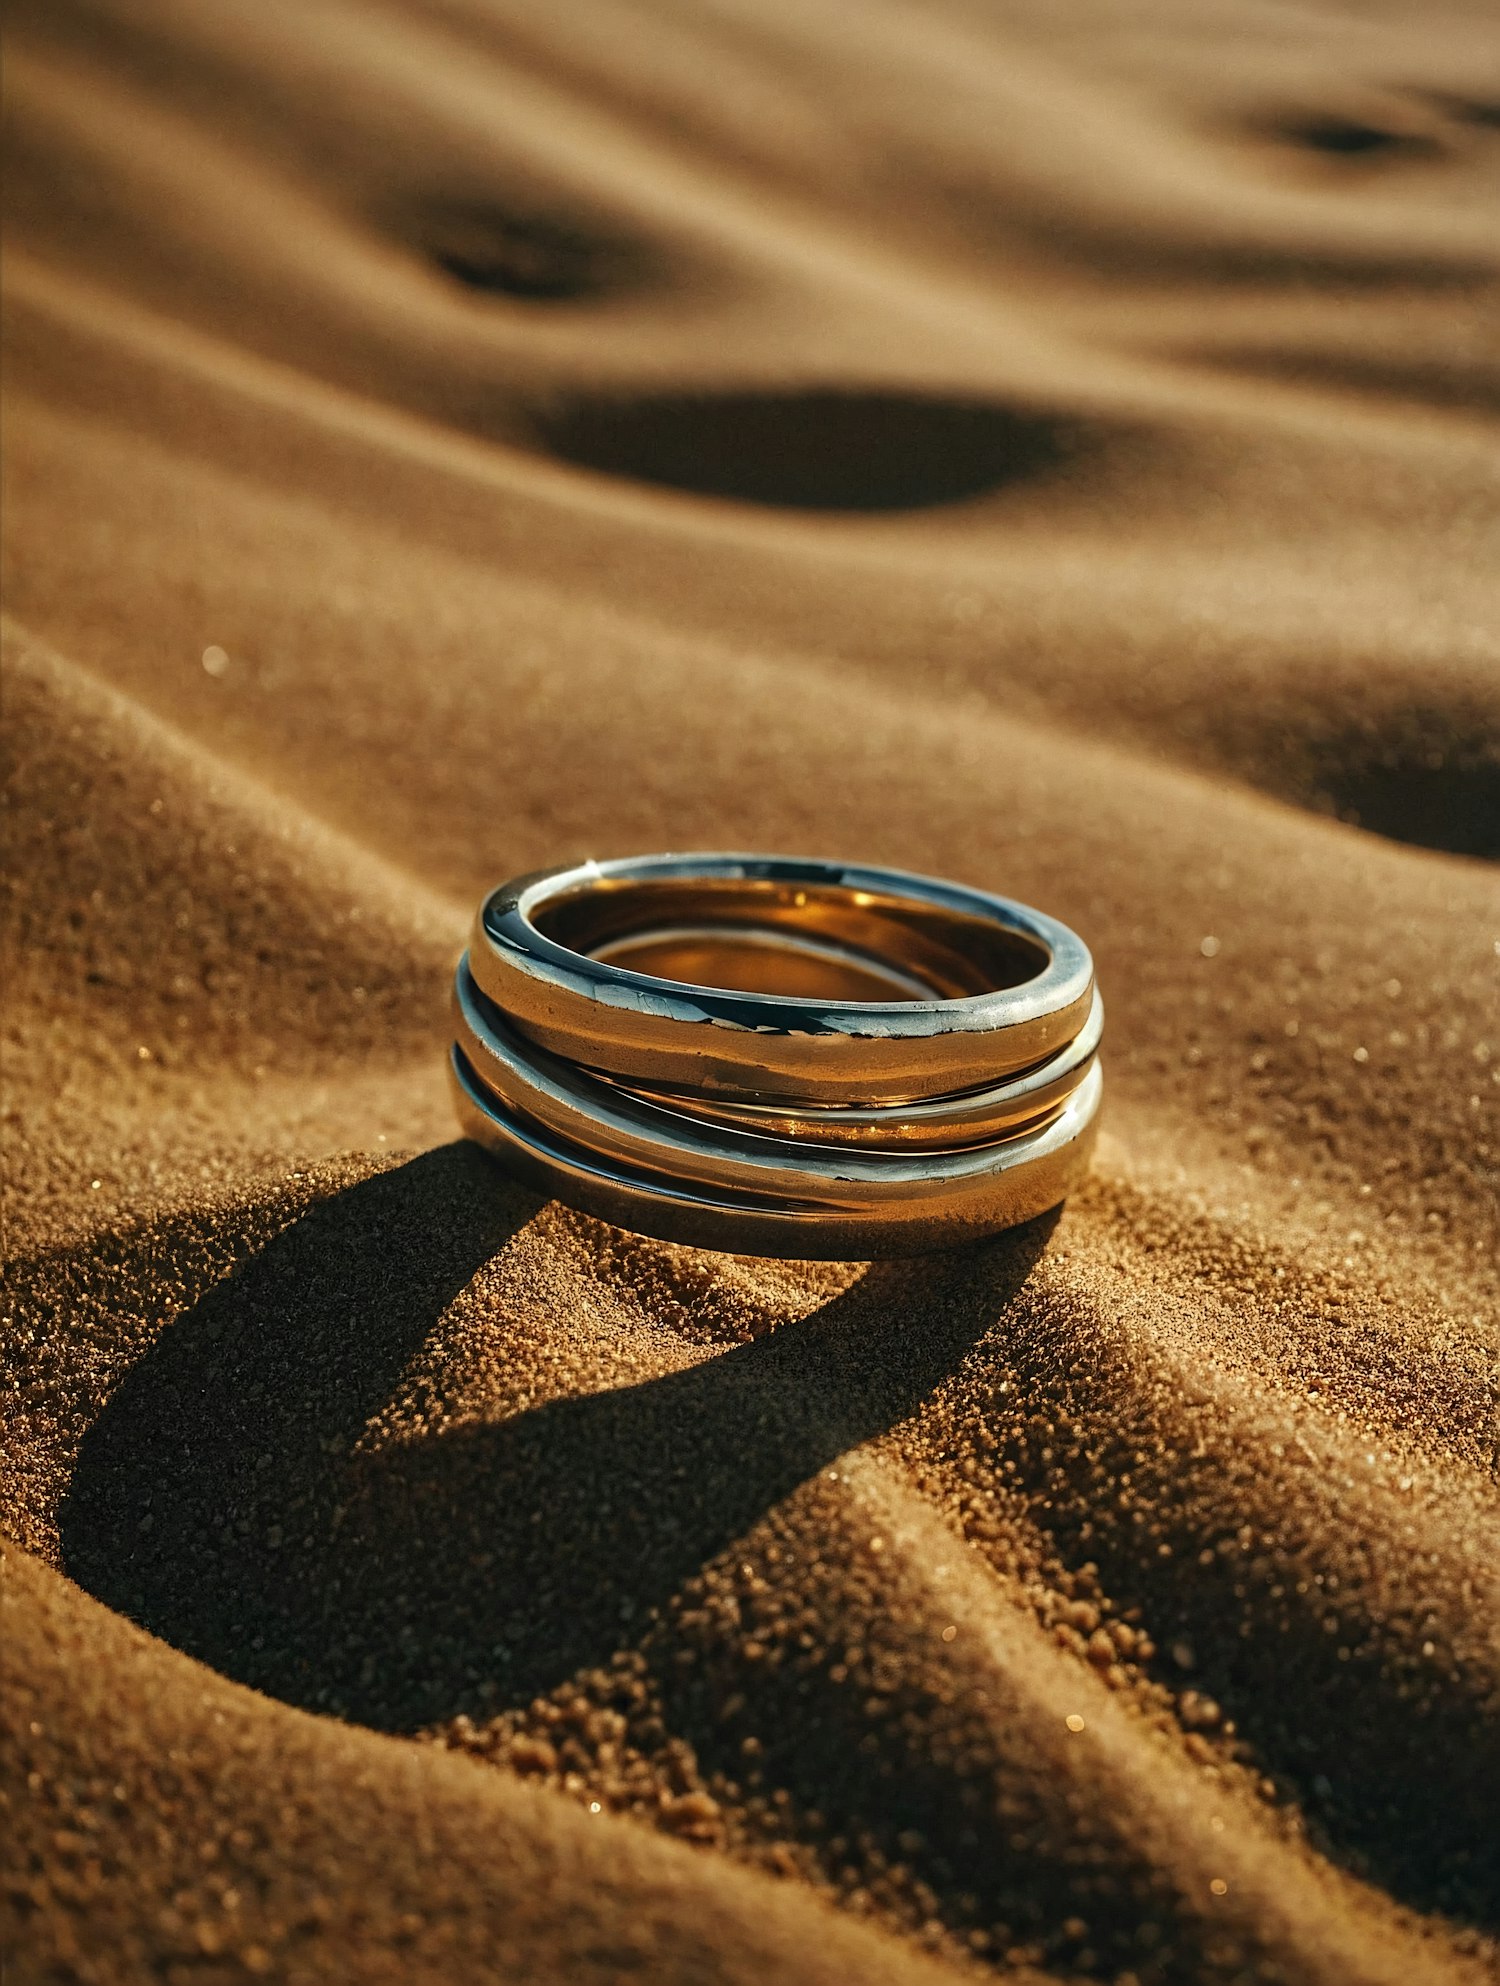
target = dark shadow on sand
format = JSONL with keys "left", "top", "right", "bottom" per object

{"left": 62, "top": 1144, "right": 1054, "bottom": 1731}
{"left": 399, "top": 194, "right": 656, "bottom": 301}
{"left": 528, "top": 390, "right": 1093, "bottom": 512}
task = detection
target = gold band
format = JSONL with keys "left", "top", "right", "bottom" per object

{"left": 608, "top": 989, "right": 1104, "bottom": 1151}
{"left": 467, "top": 855, "right": 1095, "bottom": 1105}
{"left": 451, "top": 854, "right": 1102, "bottom": 1257}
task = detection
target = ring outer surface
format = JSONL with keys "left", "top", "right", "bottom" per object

{"left": 455, "top": 961, "right": 1096, "bottom": 1180}
{"left": 469, "top": 854, "right": 1094, "bottom": 1105}
{"left": 450, "top": 1043, "right": 1102, "bottom": 1258}
{"left": 615, "top": 988, "right": 1105, "bottom": 1150}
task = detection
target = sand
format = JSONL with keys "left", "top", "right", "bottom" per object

{"left": 3, "top": 0, "right": 1498, "bottom": 1979}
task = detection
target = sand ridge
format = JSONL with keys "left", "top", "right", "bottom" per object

{"left": 3, "top": 0, "right": 1498, "bottom": 1980}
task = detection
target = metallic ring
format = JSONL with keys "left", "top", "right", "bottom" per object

{"left": 467, "top": 853, "right": 1094, "bottom": 1105}
{"left": 612, "top": 987, "right": 1105, "bottom": 1151}
{"left": 450, "top": 1044, "right": 1101, "bottom": 1258}
{"left": 452, "top": 854, "right": 1102, "bottom": 1257}
{"left": 458, "top": 960, "right": 1103, "bottom": 1155}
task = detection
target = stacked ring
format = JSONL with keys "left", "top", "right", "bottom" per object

{"left": 449, "top": 854, "right": 1102, "bottom": 1257}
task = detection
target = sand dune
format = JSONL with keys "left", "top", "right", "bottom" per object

{"left": 3, "top": 1, "right": 1498, "bottom": 1980}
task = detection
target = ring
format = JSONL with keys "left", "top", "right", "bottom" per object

{"left": 467, "top": 854, "right": 1094, "bottom": 1102}
{"left": 449, "top": 854, "right": 1102, "bottom": 1257}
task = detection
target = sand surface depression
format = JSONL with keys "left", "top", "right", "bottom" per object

{"left": 2, "top": 1, "right": 1498, "bottom": 1981}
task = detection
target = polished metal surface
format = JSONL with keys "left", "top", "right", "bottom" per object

{"left": 617, "top": 988, "right": 1106, "bottom": 1151}
{"left": 450, "top": 1046, "right": 1102, "bottom": 1258}
{"left": 451, "top": 853, "right": 1102, "bottom": 1256}
{"left": 469, "top": 854, "right": 1095, "bottom": 1104}
{"left": 456, "top": 959, "right": 1101, "bottom": 1155}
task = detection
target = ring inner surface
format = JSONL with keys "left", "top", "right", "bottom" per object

{"left": 530, "top": 878, "right": 1050, "bottom": 1003}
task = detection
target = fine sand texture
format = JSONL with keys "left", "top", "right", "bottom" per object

{"left": 3, "top": 1, "right": 1499, "bottom": 1980}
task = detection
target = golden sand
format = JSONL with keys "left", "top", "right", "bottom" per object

{"left": 3, "top": 2, "right": 1498, "bottom": 1980}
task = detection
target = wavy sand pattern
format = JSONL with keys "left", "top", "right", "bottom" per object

{"left": 3, "top": 2, "right": 1498, "bottom": 1980}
